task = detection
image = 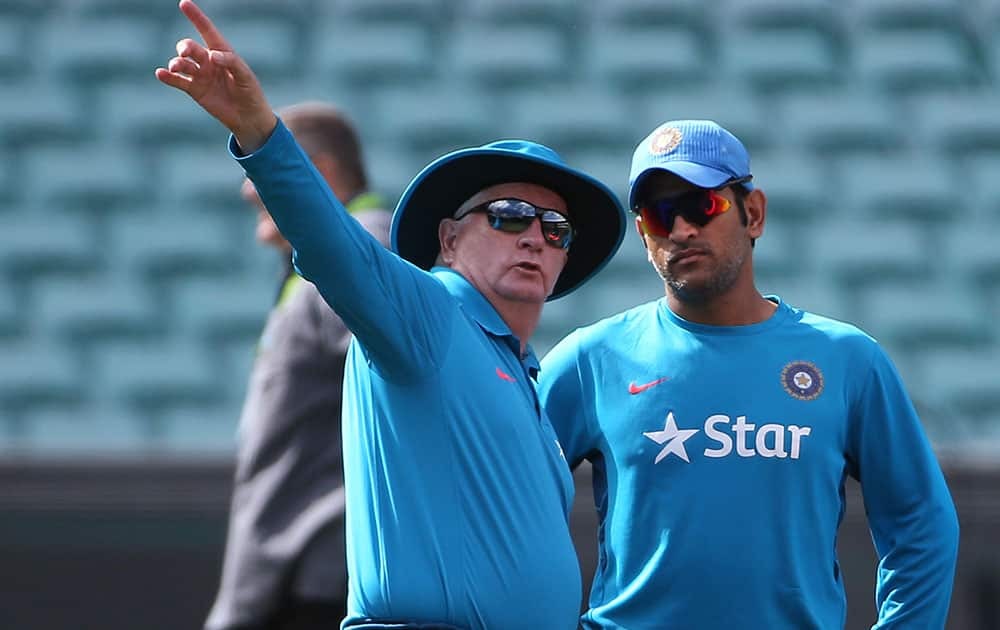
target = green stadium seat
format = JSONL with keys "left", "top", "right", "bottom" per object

{"left": 21, "top": 144, "right": 145, "bottom": 212}
{"left": 94, "top": 339, "right": 223, "bottom": 410}
{"left": 507, "top": 88, "right": 635, "bottom": 153}
{"left": 917, "top": 348, "right": 1000, "bottom": 425}
{"left": 171, "top": 276, "right": 272, "bottom": 343}
{"left": 157, "top": 405, "right": 238, "bottom": 454}
{"left": 560, "top": 147, "right": 632, "bottom": 203}
{"left": 750, "top": 153, "right": 829, "bottom": 222}
{"left": 199, "top": 0, "right": 313, "bottom": 23}
{"left": 312, "top": 22, "right": 433, "bottom": 88}
{"left": 0, "top": 341, "right": 82, "bottom": 407}
{"left": 460, "top": 0, "right": 581, "bottom": 28}
{"left": 752, "top": 221, "right": 798, "bottom": 282}
{"left": 109, "top": 209, "right": 237, "bottom": 279}
{"left": 101, "top": 83, "right": 222, "bottom": 148}
{"left": 911, "top": 91, "right": 1000, "bottom": 155}
{"left": 0, "top": 82, "right": 82, "bottom": 147}
{"left": 858, "top": 285, "right": 987, "bottom": 348}
{"left": 852, "top": 30, "right": 978, "bottom": 93}
{"left": 768, "top": 277, "right": 854, "bottom": 325}
{"left": 779, "top": 88, "right": 905, "bottom": 154}
{"left": 369, "top": 85, "right": 501, "bottom": 158}
{"left": 449, "top": 26, "right": 568, "bottom": 88}
{"left": 840, "top": 156, "right": 958, "bottom": 222}
{"left": 589, "top": 0, "right": 707, "bottom": 29}
{"left": 331, "top": 0, "right": 445, "bottom": 25}
{"left": 724, "top": 0, "right": 840, "bottom": 32}
{"left": 41, "top": 17, "right": 160, "bottom": 81}
{"left": 362, "top": 143, "right": 425, "bottom": 204}
{"left": 721, "top": 28, "right": 839, "bottom": 92}
{"left": 0, "top": 213, "right": 99, "bottom": 276}
{"left": 0, "top": 0, "right": 48, "bottom": 17}
{"left": 943, "top": 223, "right": 1000, "bottom": 283}
{"left": 0, "top": 20, "right": 24, "bottom": 80}
{"left": 211, "top": 20, "right": 302, "bottom": 84}
{"left": 846, "top": 0, "right": 969, "bottom": 32}
{"left": 33, "top": 275, "right": 159, "bottom": 341}
{"left": 808, "top": 219, "right": 927, "bottom": 288}
{"left": 634, "top": 83, "right": 770, "bottom": 153}
{"left": 158, "top": 147, "right": 246, "bottom": 210}
{"left": 16, "top": 407, "right": 153, "bottom": 454}
{"left": 0, "top": 277, "right": 18, "bottom": 337}
{"left": 967, "top": 155, "right": 1000, "bottom": 215}
{"left": 584, "top": 27, "right": 707, "bottom": 88}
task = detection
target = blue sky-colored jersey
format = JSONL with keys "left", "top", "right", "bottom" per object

{"left": 538, "top": 297, "right": 959, "bottom": 629}
{"left": 233, "top": 121, "right": 580, "bottom": 630}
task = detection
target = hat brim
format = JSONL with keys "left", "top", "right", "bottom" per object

{"left": 391, "top": 148, "right": 626, "bottom": 300}
{"left": 629, "top": 162, "right": 752, "bottom": 208}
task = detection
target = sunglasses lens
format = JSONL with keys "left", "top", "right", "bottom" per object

{"left": 484, "top": 200, "right": 573, "bottom": 249}
{"left": 637, "top": 190, "right": 731, "bottom": 236}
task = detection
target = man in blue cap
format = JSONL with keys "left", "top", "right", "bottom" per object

{"left": 537, "top": 119, "right": 960, "bottom": 629}
{"left": 155, "top": 3, "right": 626, "bottom": 629}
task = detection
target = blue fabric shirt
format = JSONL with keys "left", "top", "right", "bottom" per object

{"left": 538, "top": 297, "right": 959, "bottom": 630}
{"left": 232, "top": 120, "right": 581, "bottom": 630}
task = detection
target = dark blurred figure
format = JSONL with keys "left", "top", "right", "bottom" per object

{"left": 205, "top": 101, "right": 391, "bottom": 630}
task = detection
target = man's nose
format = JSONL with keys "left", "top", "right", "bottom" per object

{"left": 517, "top": 217, "right": 546, "bottom": 250}
{"left": 669, "top": 214, "right": 699, "bottom": 240}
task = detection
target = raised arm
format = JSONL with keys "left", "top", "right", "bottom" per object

{"left": 155, "top": 0, "right": 452, "bottom": 380}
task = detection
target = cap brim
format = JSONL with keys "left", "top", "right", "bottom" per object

{"left": 391, "top": 148, "right": 626, "bottom": 300}
{"left": 628, "top": 162, "right": 735, "bottom": 208}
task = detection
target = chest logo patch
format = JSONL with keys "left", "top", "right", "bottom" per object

{"left": 781, "top": 361, "right": 824, "bottom": 401}
{"left": 496, "top": 367, "right": 516, "bottom": 382}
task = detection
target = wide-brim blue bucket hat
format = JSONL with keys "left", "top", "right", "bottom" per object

{"left": 391, "top": 139, "right": 627, "bottom": 300}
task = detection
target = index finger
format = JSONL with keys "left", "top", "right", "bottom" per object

{"left": 179, "top": 0, "right": 232, "bottom": 51}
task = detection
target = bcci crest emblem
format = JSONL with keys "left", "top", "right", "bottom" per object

{"left": 781, "top": 361, "right": 824, "bottom": 401}
{"left": 649, "top": 126, "right": 683, "bottom": 155}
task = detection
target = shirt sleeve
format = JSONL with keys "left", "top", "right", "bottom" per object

{"left": 231, "top": 122, "right": 453, "bottom": 382}
{"left": 538, "top": 330, "right": 600, "bottom": 468}
{"left": 847, "top": 345, "right": 960, "bottom": 628}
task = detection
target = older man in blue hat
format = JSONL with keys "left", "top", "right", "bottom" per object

{"left": 155, "top": 3, "right": 626, "bottom": 629}
{"left": 537, "top": 119, "right": 959, "bottom": 629}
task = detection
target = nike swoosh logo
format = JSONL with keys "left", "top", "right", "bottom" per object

{"left": 628, "top": 377, "right": 670, "bottom": 395}
{"left": 496, "top": 367, "right": 516, "bottom": 382}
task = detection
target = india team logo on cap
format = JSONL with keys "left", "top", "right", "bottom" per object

{"left": 649, "top": 126, "right": 683, "bottom": 155}
{"left": 781, "top": 361, "right": 824, "bottom": 401}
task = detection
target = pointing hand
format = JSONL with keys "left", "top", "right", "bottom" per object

{"left": 154, "top": 0, "right": 277, "bottom": 152}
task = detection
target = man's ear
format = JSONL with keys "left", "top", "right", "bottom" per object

{"left": 311, "top": 153, "right": 348, "bottom": 202}
{"left": 438, "top": 218, "right": 460, "bottom": 265}
{"left": 745, "top": 189, "right": 767, "bottom": 240}
{"left": 634, "top": 216, "right": 649, "bottom": 250}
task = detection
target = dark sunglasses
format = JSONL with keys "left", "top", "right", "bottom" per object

{"left": 633, "top": 176, "right": 752, "bottom": 238}
{"left": 455, "top": 198, "right": 575, "bottom": 249}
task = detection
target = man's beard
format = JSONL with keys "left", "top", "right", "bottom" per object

{"left": 657, "top": 249, "right": 745, "bottom": 305}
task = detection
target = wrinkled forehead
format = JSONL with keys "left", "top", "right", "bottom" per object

{"left": 457, "top": 181, "right": 569, "bottom": 216}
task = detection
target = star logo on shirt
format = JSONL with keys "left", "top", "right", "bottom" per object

{"left": 643, "top": 412, "right": 699, "bottom": 464}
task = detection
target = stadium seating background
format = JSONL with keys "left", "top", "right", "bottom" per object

{"left": 1, "top": 0, "right": 998, "bottom": 454}
{"left": 1, "top": 1, "right": 999, "bottom": 628}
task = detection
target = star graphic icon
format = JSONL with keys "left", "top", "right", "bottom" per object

{"left": 643, "top": 412, "right": 700, "bottom": 463}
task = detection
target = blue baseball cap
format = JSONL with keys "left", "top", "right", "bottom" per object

{"left": 392, "top": 139, "right": 627, "bottom": 300}
{"left": 628, "top": 120, "right": 754, "bottom": 210}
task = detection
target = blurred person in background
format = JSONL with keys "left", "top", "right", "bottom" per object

{"left": 204, "top": 101, "right": 391, "bottom": 630}
{"left": 156, "top": 2, "right": 626, "bottom": 629}
{"left": 538, "top": 119, "right": 960, "bottom": 629}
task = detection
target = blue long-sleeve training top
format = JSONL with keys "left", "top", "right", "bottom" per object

{"left": 230, "top": 120, "right": 581, "bottom": 630}
{"left": 538, "top": 297, "right": 959, "bottom": 629}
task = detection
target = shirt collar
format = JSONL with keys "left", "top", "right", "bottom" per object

{"left": 431, "top": 267, "right": 541, "bottom": 372}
